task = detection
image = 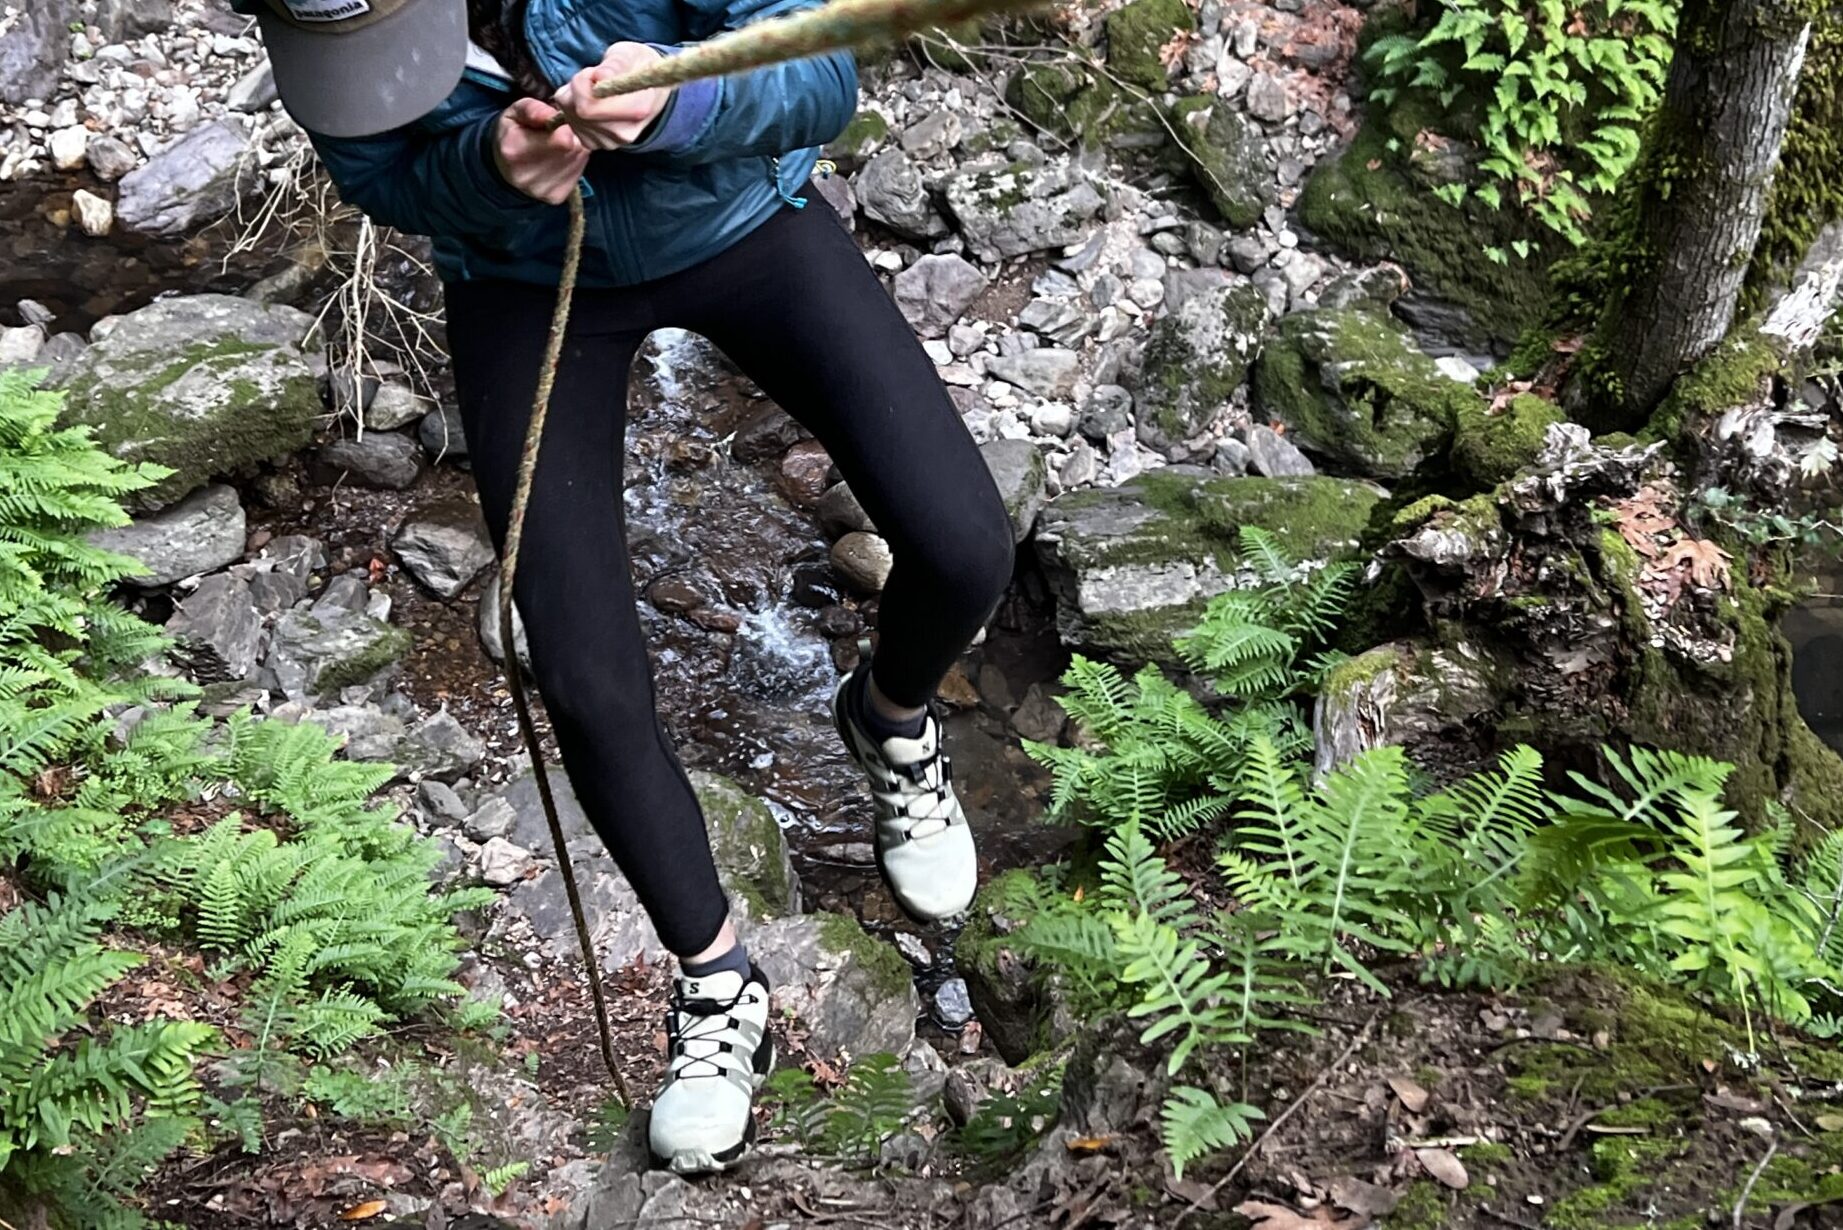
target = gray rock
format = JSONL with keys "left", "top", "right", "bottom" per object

{"left": 830, "top": 532, "right": 893, "bottom": 593}
{"left": 1080, "top": 385, "right": 1134, "bottom": 442}
{"left": 0, "top": 0, "right": 74, "bottom": 105}
{"left": 1017, "top": 297, "right": 1094, "bottom": 346}
{"left": 463, "top": 796, "right": 516, "bottom": 841}
{"left": 856, "top": 148, "right": 948, "bottom": 241}
{"left": 418, "top": 403, "right": 469, "bottom": 461}
{"left": 52, "top": 295, "right": 320, "bottom": 507}
{"left": 116, "top": 118, "right": 254, "bottom": 237}
{"left": 246, "top": 569, "right": 307, "bottom": 613}
{"left": 892, "top": 253, "right": 988, "bottom": 337}
{"left": 944, "top": 1057, "right": 1015, "bottom": 1127}
{"left": 266, "top": 607, "right": 411, "bottom": 701}
{"left": 1246, "top": 423, "right": 1316, "bottom": 477}
{"left": 1011, "top": 683, "right": 1067, "bottom": 743}
{"left": 900, "top": 111, "right": 962, "bottom": 159}
{"left": 397, "top": 711, "right": 485, "bottom": 782}
{"left": 394, "top": 506, "right": 494, "bottom": 598}
{"left": 1035, "top": 471, "right": 1381, "bottom": 659}
{"left": 37, "top": 332, "right": 87, "bottom": 367}
{"left": 752, "top": 911, "right": 919, "bottom": 1060}
{"left": 92, "top": 0, "right": 174, "bottom": 39}
{"left": 313, "top": 703, "right": 405, "bottom": 763}
{"left": 1226, "top": 233, "right": 1271, "bottom": 274}
{"left": 942, "top": 158, "right": 1106, "bottom": 263}
{"left": 1213, "top": 435, "right": 1252, "bottom": 476}
{"left": 476, "top": 569, "right": 530, "bottom": 669}
{"left": 1312, "top": 640, "right": 1502, "bottom": 779}
{"left": 1134, "top": 280, "right": 1271, "bottom": 453}
{"left": 1318, "top": 264, "right": 1410, "bottom": 313}
{"left": 265, "top": 535, "right": 326, "bottom": 580}
{"left": 316, "top": 432, "right": 424, "bottom": 490}
{"left": 1245, "top": 71, "right": 1292, "bottom": 123}
{"left": 1172, "top": 100, "right": 1276, "bottom": 229}
{"left": 418, "top": 779, "right": 471, "bottom": 824}
{"left": 817, "top": 481, "right": 876, "bottom": 538}
{"left": 85, "top": 135, "right": 139, "bottom": 181}
{"left": 312, "top": 573, "right": 370, "bottom": 615}
{"left": 1163, "top": 266, "right": 1235, "bottom": 314}
{"left": 0, "top": 326, "right": 43, "bottom": 368}
{"left": 506, "top": 769, "right": 798, "bottom": 968}
{"left": 979, "top": 439, "right": 1047, "bottom": 544}
{"left": 986, "top": 348, "right": 1080, "bottom": 399}
{"left": 812, "top": 171, "right": 856, "bottom": 229}
{"left": 166, "top": 573, "right": 263, "bottom": 681}
{"left": 933, "top": 977, "right": 974, "bottom": 1028}
{"left": 226, "top": 59, "right": 278, "bottom": 112}
{"left": 479, "top": 836, "right": 536, "bottom": 887}
{"left": 1186, "top": 220, "right": 1225, "bottom": 265}
{"left": 89, "top": 483, "right": 246, "bottom": 587}
{"left": 364, "top": 382, "right": 427, "bottom": 430}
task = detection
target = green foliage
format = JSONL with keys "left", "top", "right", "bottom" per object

{"left": 1026, "top": 529, "right": 1351, "bottom": 838}
{"left": 0, "top": 892, "right": 212, "bottom": 1225}
{"left": 481, "top": 1161, "right": 530, "bottom": 1197}
{"left": 584, "top": 1096, "right": 631, "bottom": 1153}
{"left": 1160, "top": 1086, "right": 1263, "bottom": 1180}
{"left": 764, "top": 1054, "right": 919, "bottom": 1164}
{"left": 954, "top": 1065, "right": 1063, "bottom": 1166}
{"left": 0, "top": 373, "right": 489, "bottom": 1222}
{"left": 1366, "top": 0, "right": 1678, "bottom": 247}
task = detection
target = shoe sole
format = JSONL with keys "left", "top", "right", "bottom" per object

{"left": 649, "top": 1041, "right": 776, "bottom": 1176}
{"left": 830, "top": 684, "right": 971, "bottom": 928}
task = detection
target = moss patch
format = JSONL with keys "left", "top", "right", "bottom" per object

{"left": 1252, "top": 309, "right": 1477, "bottom": 480}
{"left": 1104, "top": 0, "right": 1193, "bottom": 91}
{"left": 1380, "top": 1181, "right": 1447, "bottom": 1228}
{"left": 1452, "top": 394, "right": 1563, "bottom": 488}
{"left": 1297, "top": 110, "right": 1553, "bottom": 351}
{"left": 1169, "top": 96, "right": 1275, "bottom": 229}
{"left": 827, "top": 109, "right": 889, "bottom": 164}
{"left": 693, "top": 772, "right": 794, "bottom": 918}
{"left": 817, "top": 912, "right": 911, "bottom": 999}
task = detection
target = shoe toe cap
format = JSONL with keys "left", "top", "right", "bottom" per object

{"left": 883, "top": 825, "right": 977, "bottom": 920}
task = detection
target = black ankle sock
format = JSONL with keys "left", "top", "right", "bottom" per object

{"left": 682, "top": 941, "right": 752, "bottom": 983}
{"left": 851, "top": 664, "right": 927, "bottom": 742}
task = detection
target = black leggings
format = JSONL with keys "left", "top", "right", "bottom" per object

{"left": 445, "top": 199, "right": 1014, "bottom": 957}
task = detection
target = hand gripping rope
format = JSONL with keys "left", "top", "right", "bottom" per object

{"left": 496, "top": 0, "right": 1038, "bottom": 1104}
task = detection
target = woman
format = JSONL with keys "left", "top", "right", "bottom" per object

{"left": 233, "top": 0, "right": 1013, "bottom": 1175}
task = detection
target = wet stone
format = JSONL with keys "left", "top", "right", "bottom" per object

{"left": 831, "top": 532, "right": 893, "bottom": 594}
{"left": 312, "top": 573, "right": 370, "bottom": 615}
{"left": 790, "top": 563, "right": 847, "bottom": 609}
{"left": 933, "top": 977, "right": 975, "bottom": 1029}
{"left": 315, "top": 432, "right": 424, "bottom": 491}
{"left": 648, "top": 577, "right": 706, "bottom": 614}
{"left": 778, "top": 439, "right": 835, "bottom": 506}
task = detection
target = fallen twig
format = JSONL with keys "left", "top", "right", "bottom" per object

{"left": 1174, "top": 1000, "right": 1396, "bottom": 1227}
{"left": 1733, "top": 1134, "right": 1779, "bottom": 1229}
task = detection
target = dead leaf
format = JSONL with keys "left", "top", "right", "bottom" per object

{"left": 958, "top": 1018, "right": 985, "bottom": 1055}
{"left": 1387, "top": 1076, "right": 1431, "bottom": 1114}
{"left": 1415, "top": 1147, "right": 1470, "bottom": 1190}
{"left": 1552, "top": 335, "right": 1585, "bottom": 354}
{"left": 1329, "top": 1176, "right": 1400, "bottom": 1218}
{"left": 1658, "top": 537, "right": 1731, "bottom": 591}
{"left": 1065, "top": 1135, "right": 1117, "bottom": 1154}
{"left": 1704, "top": 1090, "right": 1767, "bottom": 1115}
{"left": 1366, "top": 158, "right": 1383, "bottom": 171}
{"left": 1813, "top": 1113, "right": 1843, "bottom": 1132}
{"left": 1234, "top": 1200, "right": 1363, "bottom": 1229}
{"left": 338, "top": 1200, "right": 388, "bottom": 1222}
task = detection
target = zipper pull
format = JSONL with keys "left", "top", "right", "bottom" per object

{"left": 770, "top": 155, "right": 808, "bottom": 209}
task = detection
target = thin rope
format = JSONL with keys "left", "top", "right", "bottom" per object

{"left": 501, "top": 0, "right": 1044, "bottom": 1105}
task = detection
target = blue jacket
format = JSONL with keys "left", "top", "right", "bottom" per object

{"left": 304, "top": 0, "right": 858, "bottom": 287}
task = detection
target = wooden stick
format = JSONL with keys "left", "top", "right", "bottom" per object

{"left": 546, "top": 0, "right": 1041, "bottom": 127}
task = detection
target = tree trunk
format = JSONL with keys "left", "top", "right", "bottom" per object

{"left": 1597, "top": 0, "right": 1812, "bottom": 425}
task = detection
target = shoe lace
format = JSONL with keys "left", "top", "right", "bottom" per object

{"left": 665, "top": 982, "right": 758, "bottom": 1082}
{"left": 885, "top": 728, "right": 958, "bottom": 842}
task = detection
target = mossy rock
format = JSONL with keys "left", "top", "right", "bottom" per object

{"left": 957, "top": 870, "right": 1075, "bottom": 1063}
{"left": 1297, "top": 112, "right": 1552, "bottom": 351}
{"left": 1253, "top": 307, "right": 1478, "bottom": 481}
{"left": 1170, "top": 95, "right": 1276, "bottom": 230}
{"left": 1006, "top": 61, "right": 1164, "bottom": 149}
{"left": 266, "top": 608, "right": 412, "bottom": 701}
{"left": 1104, "top": 0, "right": 1193, "bottom": 90}
{"left": 1135, "top": 280, "right": 1272, "bottom": 452}
{"left": 1036, "top": 470, "right": 1383, "bottom": 660}
{"left": 53, "top": 294, "right": 322, "bottom": 508}
{"left": 1452, "top": 393, "right": 1564, "bottom": 488}
{"left": 692, "top": 770, "right": 798, "bottom": 921}
{"left": 752, "top": 911, "right": 919, "bottom": 1060}
{"left": 825, "top": 108, "right": 889, "bottom": 169}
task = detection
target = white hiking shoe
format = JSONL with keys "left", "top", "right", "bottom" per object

{"left": 832, "top": 674, "right": 979, "bottom": 923}
{"left": 647, "top": 964, "right": 773, "bottom": 1175}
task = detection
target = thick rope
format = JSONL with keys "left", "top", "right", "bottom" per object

{"left": 501, "top": 0, "right": 1042, "bottom": 1106}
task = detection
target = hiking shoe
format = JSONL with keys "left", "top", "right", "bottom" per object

{"left": 832, "top": 673, "right": 979, "bottom": 923}
{"left": 647, "top": 964, "right": 773, "bottom": 1175}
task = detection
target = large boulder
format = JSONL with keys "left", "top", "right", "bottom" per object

{"left": 1035, "top": 470, "right": 1382, "bottom": 659}
{"left": 751, "top": 911, "right": 919, "bottom": 1061}
{"left": 943, "top": 158, "right": 1107, "bottom": 263}
{"left": 503, "top": 769, "right": 799, "bottom": 969}
{"left": 1170, "top": 97, "right": 1278, "bottom": 230}
{"left": 1253, "top": 307, "right": 1474, "bottom": 481}
{"left": 0, "top": 0, "right": 74, "bottom": 104}
{"left": 265, "top": 607, "right": 411, "bottom": 701}
{"left": 1134, "top": 280, "right": 1272, "bottom": 453}
{"left": 55, "top": 295, "right": 320, "bottom": 507}
{"left": 88, "top": 483, "right": 246, "bottom": 586}
{"left": 1006, "top": 62, "right": 1163, "bottom": 150}
{"left": 116, "top": 118, "right": 255, "bottom": 237}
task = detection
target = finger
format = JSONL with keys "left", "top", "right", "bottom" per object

{"left": 508, "top": 96, "right": 563, "bottom": 129}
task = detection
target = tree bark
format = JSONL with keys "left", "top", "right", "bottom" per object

{"left": 1598, "top": 0, "right": 1812, "bottom": 424}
